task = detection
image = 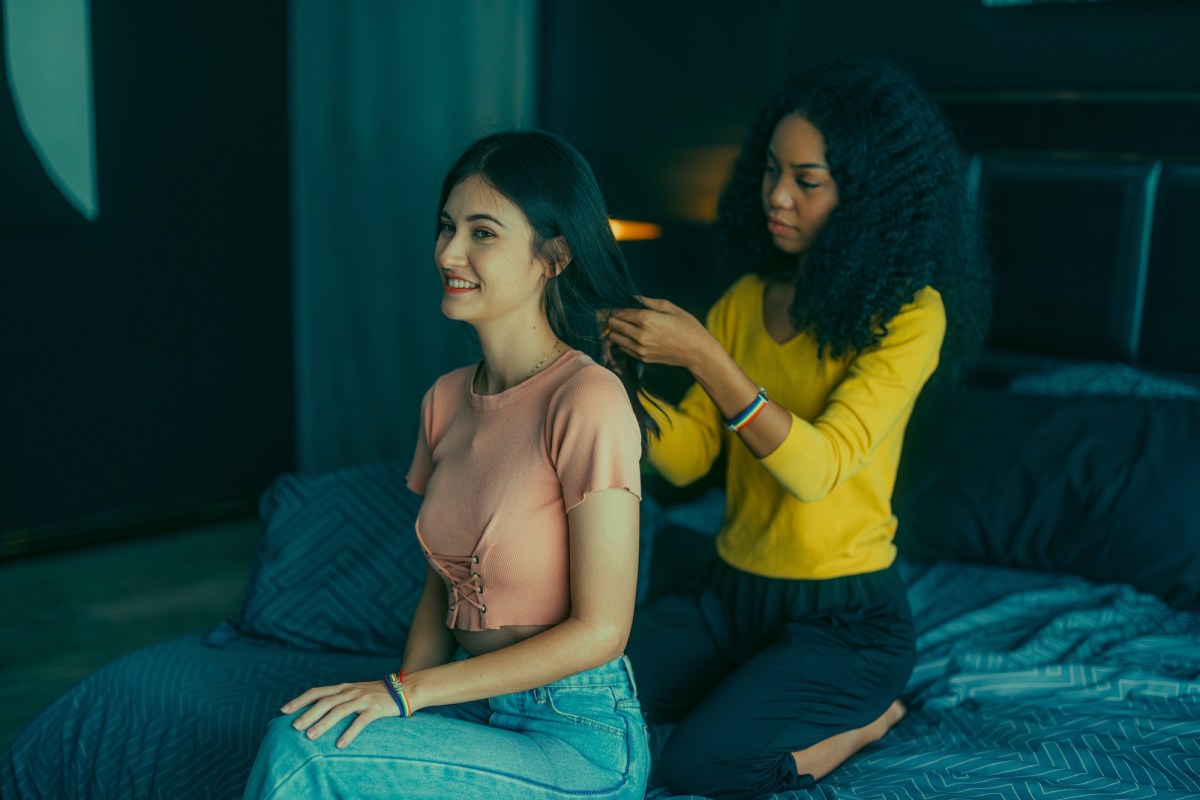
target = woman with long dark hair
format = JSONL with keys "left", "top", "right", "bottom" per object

{"left": 608, "top": 56, "right": 992, "bottom": 799}
{"left": 243, "top": 130, "right": 654, "bottom": 800}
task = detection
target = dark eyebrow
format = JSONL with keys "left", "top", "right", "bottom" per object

{"left": 439, "top": 210, "right": 506, "bottom": 228}
{"left": 766, "top": 148, "right": 830, "bottom": 172}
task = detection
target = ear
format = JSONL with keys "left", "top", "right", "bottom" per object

{"left": 542, "top": 236, "right": 572, "bottom": 279}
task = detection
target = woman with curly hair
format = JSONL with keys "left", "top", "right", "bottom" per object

{"left": 607, "top": 56, "right": 991, "bottom": 799}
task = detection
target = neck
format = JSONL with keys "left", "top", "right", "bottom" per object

{"left": 474, "top": 319, "right": 563, "bottom": 395}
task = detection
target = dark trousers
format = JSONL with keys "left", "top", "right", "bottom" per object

{"left": 626, "top": 557, "right": 915, "bottom": 800}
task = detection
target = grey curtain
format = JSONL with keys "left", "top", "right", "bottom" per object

{"left": 290, "top": 1, "right": 539, "bottom": 471}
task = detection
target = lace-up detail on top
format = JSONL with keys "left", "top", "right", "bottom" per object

{"left": 429, "top": 552, "right": 486, "bottom": 627}
{"left": 406, "top": 352, "right": 644, "bottom": 631}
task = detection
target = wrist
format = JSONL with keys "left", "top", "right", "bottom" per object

{"left": 399, "top": 670, "right": 429, "bottom": 714}
{"left": 724, "top": 387, "right": 769, "bottom": 432}
{"left": 383, "top": 671, "right": 413, "bottom": 716}
{"left": 685, "top": 333, "right": 727, "bottom": 383}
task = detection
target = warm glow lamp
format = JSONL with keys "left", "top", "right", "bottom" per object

{"left": 609, "top": 218, "right": 662, "bottom": 242}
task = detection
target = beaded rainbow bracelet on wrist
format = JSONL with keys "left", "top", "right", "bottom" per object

{"left": 384, "top": 670, "right": 411, "bottom": 717}
{"left": 724, "top": 387, "right": 768, "bottom": 433}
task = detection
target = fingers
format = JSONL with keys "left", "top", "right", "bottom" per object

{"left": 637, "top": 295, "right": 673, "bottom": 311}
{"left": 283, "top": 686, "right": 391, "bottom": 743}
{"left": 605, "top": 313, "right": 632, "bottom": 335}
{"left": 281, "top": 683, "right": 347, "bottom": 714}
{"left": 603, "top": 316, "right": 637, "bottom": 346}
{"left": 606, "top": 328, "right": 650, "bottom": 366}
{"left": 337, "top": 709, "right": 381, "bottom": 749}
{"left": 605, "top": 298, "right": 697, "bottom": 367}
{"left": 282, "top": 682, "right": 399, "bottom": 748}
{"left": 607, "top": 308, "right": 651, "bottom": 333}
{"left": 604, "top": 314, "right": 641, "bottom": 361}
{"left": 608, "top": 298, "right": 678, "bottom": 330}
{"left": 293, "top": 690, "right": 357, "bottom": 737}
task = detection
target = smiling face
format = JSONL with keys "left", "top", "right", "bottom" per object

{"left": 435, "top": 175, "right": 553, "bottom": 329}
{"left": 762, "top": 113, "right": 840, "bottom": 257}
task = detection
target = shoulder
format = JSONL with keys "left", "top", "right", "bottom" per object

{"left": 549, "top": 352, "right": 629, "bottom": 408}
{"left": 545, "top": 354, "right": 641, "bottom": 465}
{"left": 879, "top": 286, "right": 946, "bottom": 350}
{"left": 421, "top": 364, "right": 475, "bottom": 414}
{"left": 434, "top": 364, "right": 476, "bottom": 391}
{"left": 546, "top": 353, "right": 639, "bottom": 437}
{"left": 896, "top": 286, "right": 945, "bottom": 331}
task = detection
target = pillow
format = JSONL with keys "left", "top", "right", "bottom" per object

{"left": 894, "top": 386, "right": 1200, "bottom": 609}
{"left": 1009, "top": 361, "right": 1200, "bottom": 400}
{"left": 234, "top": 459, "right": 426, "bottom": 654}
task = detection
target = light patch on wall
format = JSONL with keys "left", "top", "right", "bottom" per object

{"left": 660, "top": 145, "right": 741, "bottom": 223}
{"left": 609, "top": 219, "right": 662, "bottom": 241}
{"left": 3, "top": 0, "right": 98, "bottom": 221}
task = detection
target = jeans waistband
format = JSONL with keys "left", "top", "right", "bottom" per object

{"left": 542, "top": 655, "right": 638, "bottom": 693}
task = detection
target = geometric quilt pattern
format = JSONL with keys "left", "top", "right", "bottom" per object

{"left": 6, "top": 475, "right": 1200, "bottom": 800}
{"left": 235, "top": 459, "right": 425, "bottom": 655}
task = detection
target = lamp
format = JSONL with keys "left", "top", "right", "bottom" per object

{"left": 609, "top": 219, "right": 662, "bottom": 242}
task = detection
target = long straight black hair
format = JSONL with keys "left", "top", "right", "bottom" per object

{"left": 437, "top": 130, "right": 658, "bottom": 443}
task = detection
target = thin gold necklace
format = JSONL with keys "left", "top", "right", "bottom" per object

{"left": 475, "top": 339, "right": 562, "bottom": 394}
{"left": 526, "top": 339, "right": 562, "bottom": 380}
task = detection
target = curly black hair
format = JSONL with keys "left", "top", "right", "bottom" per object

{"left": 715, "top": 56, "right": 992, "bottom": 383}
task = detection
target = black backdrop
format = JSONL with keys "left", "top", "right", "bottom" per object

{"left": 0, "top": 3, "right": 292, "bottom": 553}
{"left": 538, "top": 0, "right": 1200, "bottom": 382}
{"left": 540, "top": 0, "right": 1200, "bottom": 205}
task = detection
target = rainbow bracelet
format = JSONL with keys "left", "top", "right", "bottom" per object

{"left": 384, "top": 671, "right": 411, "bottom": 717}
{"left": 724, "top": 387, "right": 768, "bottom": 432}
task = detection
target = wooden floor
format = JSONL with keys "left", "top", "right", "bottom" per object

{"left": 0, "top": 518, "right": 261, "bottom": 752}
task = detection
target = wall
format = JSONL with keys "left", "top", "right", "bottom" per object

{"left": 539, "top": 0, "right": 1200, "bottom": 314}
{"left": 0, "top": 3, "right": 292, "bottom": 554}
{"left": 289, "top": 0, "right": 539, "bottom": 473}
{"left": 541, "top": 0, "right": 1200, "bottom": 186}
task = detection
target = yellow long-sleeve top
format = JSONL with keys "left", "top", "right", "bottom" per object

{"left": 645, "top": 274, "right": 945, "bottom": 580}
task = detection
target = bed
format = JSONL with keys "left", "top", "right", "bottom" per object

{"left": 4, "top": 148, "right": 1200, "bottom": 798}
{"left": 2, "top": 446, "right": 1198, "bottom": 800}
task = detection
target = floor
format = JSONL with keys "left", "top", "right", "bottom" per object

{"left": 0, "top": 517, "right": 262, "bottom": 752}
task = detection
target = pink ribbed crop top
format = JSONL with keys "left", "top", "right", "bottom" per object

{"left": 405, "top": 350, "right": 642, "bottom": 632}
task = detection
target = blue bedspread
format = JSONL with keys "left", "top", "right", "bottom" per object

{"left": 0, "top": 624, "right": 400, "bottom": 799}
{"left": 5, "top": 558, "right": 1199, "bottom": 799}
{"left": 787, "top": 560, "right": 1200, "bottom": 800}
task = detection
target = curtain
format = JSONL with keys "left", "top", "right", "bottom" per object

{"left": 290, "top": 0, "right": 538, "bottom": 471}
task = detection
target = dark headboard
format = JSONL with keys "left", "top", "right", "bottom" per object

{"left": 893, "top": 95, "right": 1200, "bottom": 610}
{"left": 941, "top": 92, "right": 1200, "bottom": 387}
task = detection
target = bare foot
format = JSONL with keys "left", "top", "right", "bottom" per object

{"left": 879, "top": 698, "right": 907, "bottom": 733}
{"left": 791, "top": 699, "right": 908, "bottom": 781}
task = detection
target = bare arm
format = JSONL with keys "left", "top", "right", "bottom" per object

{"left": 276, "top": 565, "right": 457, "bottom": 750}
{"left": 281, "top": 487, "right": 640, "bottom": 747}
{"left": 403, "top": 487, "right": 640, "bottom": 708}
{"left": 400, "top": 565, "right": 458, "bottom": 673}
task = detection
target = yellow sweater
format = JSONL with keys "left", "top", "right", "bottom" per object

{"left": 645, "top": 274, "right": 945, "bottom": 579}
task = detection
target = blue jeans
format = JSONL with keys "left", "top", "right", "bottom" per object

{"left": 243, "top": 656, "right": 649, "bottom": 800}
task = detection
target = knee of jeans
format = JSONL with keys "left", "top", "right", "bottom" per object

{"left": 258, "top": 713, "right": 315, "bottom": 764}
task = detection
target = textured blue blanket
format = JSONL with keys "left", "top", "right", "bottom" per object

{"left": 5, "top": 558, "right": 1198, "bottom": 799}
